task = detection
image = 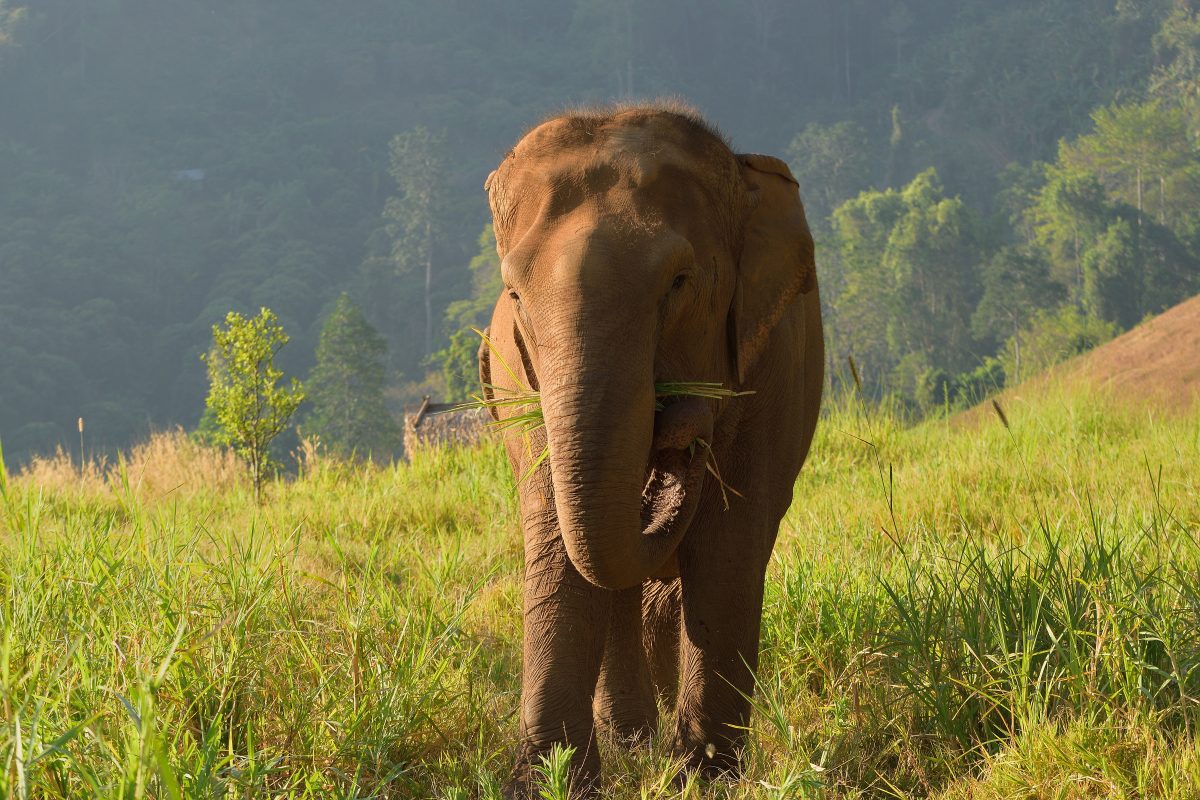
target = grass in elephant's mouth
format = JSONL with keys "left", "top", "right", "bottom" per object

{"left": 453, "top": 381, "right": 749, "bottom": 431}
{"left": 453, "top": 383, "right": 748, "bottom": 500}
{"left": 450, "top": 329, "right": 753, "bottom": 497}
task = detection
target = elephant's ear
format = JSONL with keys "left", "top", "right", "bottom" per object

{"left": 484, "top": 168, "right": 512, "bottom": 256}
{"left": 477, "top": 325, "right": 501, "bottom": 422}
{"left": 729, "top": 153, "right": 816, "bottom": 385}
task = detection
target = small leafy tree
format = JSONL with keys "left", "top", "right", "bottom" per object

{"left": 304, "top": 294, "right": 400, "bottom": 458}
{"left": 202, "top": 308, "right": 304, "bottom": 500}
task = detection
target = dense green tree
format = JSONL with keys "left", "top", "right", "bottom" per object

{"left": 1060, "top": 101, "right": 1195, "bottom": 225}
{"left": 882, "top": 170, "right": 983, "bottom": 373}
{"left": 303, "top": 294, "right": 399, "bottom": 459}
{"left": 1151, "top": 4, "right": 1200, "bottom": 116}
{"left": 384, "top": 127, "right": 449, "bottom": 360}
{"left": 972, "top": 247, "right": 1064, "bottom": 382}
{"left": 202, "top": 308, "right": 304, "bottom": 501}
{"left": 828, "top": 183, "right": 905, "bottom": 391}
{"left": 1081, "top": 218, "right": 1145, "bottom": 327}
{"left": 999, "top": 305, "right": 1119, "bottom": 383}
{"left": 786, "top": 121, "right": 872, "bottom": 227}
{"left": 829, "top": 169, "right": 983, "bottom": 397}
{"left": 1027, "top": 133, "right": 1199, "bottom": 328}
{"left": 1027, "top": 165, "right": 1114, "bottom": 300}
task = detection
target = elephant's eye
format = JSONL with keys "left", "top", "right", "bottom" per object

{"left": 508, "top": 289, "right": 521, "bottom": 304}
{"left": 671, "top": 273, "right": 688, "bottom": 291}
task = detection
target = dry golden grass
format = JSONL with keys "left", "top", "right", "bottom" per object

{"left": 122, "top": 427, "right": 245, "bottom": 496}
{"left": 17, "top": 445, "right": 109, "bottom": 493}
{"left": 15, "top": 427, "right": 244, "bottom": 499}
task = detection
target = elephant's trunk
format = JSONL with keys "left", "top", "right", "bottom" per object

{"left": 540, "top": 341, "right": 711, "bottom": 591}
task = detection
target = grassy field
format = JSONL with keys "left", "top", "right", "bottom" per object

{"left": 2, "top": 387, "right": 1199, "bottom": 798}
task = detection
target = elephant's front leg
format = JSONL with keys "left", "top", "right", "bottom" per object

{"left": 673, "top": 504, "right": 774, "bottom": 778}
{"left": 593, "top": 583, "right": 657, "bottom": 742}
{"left": 506, "top": 504, "right": 611, "bottom": 799}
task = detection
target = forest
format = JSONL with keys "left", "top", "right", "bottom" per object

{"left": 2, "top": 0, "right": 1199, "bottom": 463}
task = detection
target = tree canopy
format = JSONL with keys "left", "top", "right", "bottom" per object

{"left": 202, "top": 308, "right": 305, "bottom": 499}
{"left": 303, "top": 294, "right": 400, "bottom": 459}
{"left": 1, "top": 0, "right": 1198, "bottom": 460}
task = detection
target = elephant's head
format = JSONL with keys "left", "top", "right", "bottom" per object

{"left": 486, "top": 104, "right": 815, "bottom": 591}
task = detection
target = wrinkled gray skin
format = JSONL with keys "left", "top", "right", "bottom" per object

{"left": 479, "top": 104, "right": 823, "bottom": 796}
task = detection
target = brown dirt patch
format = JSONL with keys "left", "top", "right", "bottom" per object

{"left": 960, "top": 293, "right": 1200, "bottom": 426}
{"left": 1062, "top": 293, "right": 1200, "bottom": 409}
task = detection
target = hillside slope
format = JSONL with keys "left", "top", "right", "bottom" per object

{"left": 1060, "top": 293, "right": 1200, "bottom": 409}
{"left": 963, "top": 294, "right": 1200, "bottom": 430}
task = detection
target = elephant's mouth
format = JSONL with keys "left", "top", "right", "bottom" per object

{"left": 640, "top": 396, "right": 714, "bottom": 568}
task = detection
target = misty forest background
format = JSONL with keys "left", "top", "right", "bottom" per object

{"left": 2, "top": 0, "right": 1200, "bottom": 464}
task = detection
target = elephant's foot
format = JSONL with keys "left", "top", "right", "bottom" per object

{"left": 502, "top": 740, "right": 601, "bottom": 800}
{"left": 593, "top": 704, "right": 657, "bottom": 746}
{"left": 672, "top": 718, "right": 746, "bottom": 781}
{"left": 593, "top": 672, "right": 658, "bottom": 746}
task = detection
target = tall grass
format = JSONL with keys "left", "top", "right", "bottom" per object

{"left": 1, "top": 384, "right": 1198, "bottom": 798}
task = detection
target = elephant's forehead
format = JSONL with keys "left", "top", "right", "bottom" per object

{"left": 508, "top": 113, "right": 728, "bottom": 194}
{"left": 502, "top": 146, "right": 724, "bottom": 236}
{"left": 491, "top": 111, "right": 741, "bottom": 253}
{"left": 512, "top": 143, "right": 705, "bottom": 195}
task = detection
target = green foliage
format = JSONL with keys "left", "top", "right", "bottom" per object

{"left": 385, "top": 127, "right": 450, "bottom": 359}
{"left": 953, "top": 356, "right": 1007, "bottom": 408}
{"left": 1151, "top": 5, "right": 1200, "bottom": 116}
{"left": 202, "top": 308, "right": 304, "bottom": 499}
{"left": 786, "top": 121, "right": 872, "bottom": 226}
{"left": 303, "top": 294, "right": 399, "bottom": 459}
{"left": 972, "top": 246, "right": 1064, "bottom": 348}
{"left": 829, "top": 169, "right": 983, "bottom": 400}
{"left": 531, "top": 744, "right": 575, "bottom": 800}
{"left": 444, "top": 225, "right": 504, "bottom": 333}
{"left": 1081, "top": 217, "right": 1145, "bottom": 327}
{"left": 891, "top": 354, "right": 1004, "bottom": 415}
{"left": 437, "top": 329, "right": 484, "bottom": 405}
{"left": 882, "top": 170, "right": 982, "bottom": 372}
{"left": 999, "top": 305, "right": 1118, "bottom": 384}
{"left": 1026, "top": 162, "right": 1113, "bottom": 293}
{"left": 1060, "top": 100, "right": 1197, "bottom": 226}
{"left": 827, "top": 183, "right": 905, "bottom": 393}
{"left": 1027, "top": 114, "right": 1200, "bottom": 330}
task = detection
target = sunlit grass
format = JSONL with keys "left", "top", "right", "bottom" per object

{"left": 2, "top": 383, "right": 1198, "bottom": 797}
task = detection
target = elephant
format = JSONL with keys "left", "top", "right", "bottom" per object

{"left": 478, "top": 102, "right": 823, "bottom": 796}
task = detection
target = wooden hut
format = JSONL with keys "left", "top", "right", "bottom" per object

{"left": 402, "top": 396, "right": 489, "bottom": 454}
